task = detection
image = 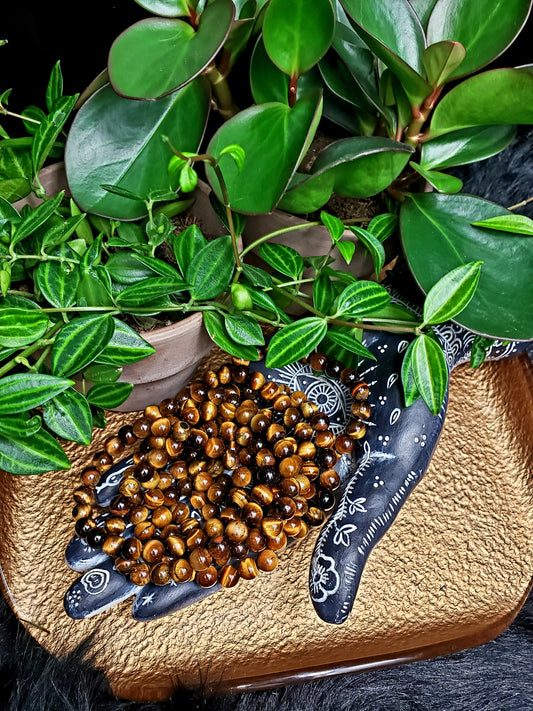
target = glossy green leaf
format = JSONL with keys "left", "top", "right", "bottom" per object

{"left": 367, "top": 212, "right": 398, "bottom": 242}
{"left": 408, "top": 0, "right": 438, "bottom": 27}
{"left": 277, "top": 171, "right": 335, "bottom": 214}
{"left": 265, "top": 317, "right": 328, "bottom": 368}
{"left": 259, "top": 243, "right": 304, "bottom": 279}
{"left": 170, "top": 224, "right": 208, "bottom": 276}
{"left": 400, "top": 339, "right": 421, "bottom": 406}
{"left": 241, "top": 264, "right": 273, "bottom": 288}
{"left": 0, "top": 178, "right": 31, "bottom": 202}
{"left": 133, "top": 0, "right": 195, "bottom": 17}
{"left": 224, "top": 313, "right": 265, "bottom": 345}
{"left": 186, "top": 235, "right": 235, "bottom": 300}
{"left": 36, "top": 254, "right": 80, "bottom": 309}
{"left": 203, "top": 310, "right": 259, "bottom": 360}
{"left": 51, "top": 315, "right": 115, "bottom": 377}
{"left": 46, "top": 60, "right": 64, "bottom": 111}
{"left": 42, "top": 388, "right": 92, "bottom": 445}
{"left": 77, "top": 270, "right": 114, "bottom": 308}
{"left": 326, "top": 325, "right": 376, "bottom": 360}
{"left": 348, "top": 226, "right": 385, "bottom": 278}
{"left": 86, "top": 382, "right": 134, "bottom": 409}
{"left": 429, "top": 69, "right": 533, "bottom": 138}
{"left": 65, "top": 79, "right": 210, "bottom": 220}
{"left": 0, "top": 422, "right": 70, "bottom": 475}
{"left": 422, "top": 261, "right": 482, "bottom": 325}
{"left": 420, "top": 125, "right": 517, "bottom": 170}
{"left": 400, "top": 193, "right": 533, "bottom": 339}
{"left": 321, "top": 211, "right": 345, "bottom": 243}
{"left": 0, "top": 373, "right": 74, "bottom": 415}
{"left": 334, "top": 280, "right": 390, "bottom": 317}
{"left": 365, "top": 301, "right": 420, "bottom": 324}
{"left": 470, "top": 335, "right": 494, "bottom": 369}
{"left": 471, "top": 214, "right": 533, "bottom": 236}
{"left": 95, "top": 318, "right": 155, "bottom": 365}
{"left": 313, "top": 274, "right": 336, "bottom": 314}
{"left": 0, "top": 308, "right": 50, "bottom": 347}
{"left": 206, "top": 95, "right": 322, "bottom": 213}
{"left": 132, "top": 254, "right": 183, "bottom": 279}
{"left": 410, "top": 161, "right": 463, "bottom": 194}
{"left": 109, "top": 0, "right": 234, "bottom": 99}
{"left": 263, "top": 0, "right": 335, "bottom": 77}
{"left": 83, "top": 363, "right": 122, "bottom": 383}
{"left": 105, "top": 253, "right": 161, "bottom": 283}
{"left": 411, "top": 333, "right": 448, "bottom": 414}
{"left": 336, "top": 240, "right": 356, "bottom": 264}
{"left": 41, "top": 215, "right": 87, "bottom": 251}
{"left": 426, "top": 0, "right": 532, "bottom": 79}
{"left": 222, "top": 10, "right": 256, "bottom": 72}
{"left": 91, "top": 406, "right": 107, "bottom": 428}
{"left": 32, "top": 95, "right": 78, "bottom": 176}
{"left": 116, "top": 275, "right": 189, "bottom": 307}
{"left": 12, "top": 191, "right": 63, "bottom": 248}
{"left": 247, "top": 287, "right": 292, "bottom": 324}
{"left": 422, "top": 41, "right": 466, "bottom": 87}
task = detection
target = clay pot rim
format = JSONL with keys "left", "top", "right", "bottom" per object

{"left": 137, "top": 311, "right": 204, "bottom": 346}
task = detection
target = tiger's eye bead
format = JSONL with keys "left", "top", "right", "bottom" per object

{"left": 230, "top": 541, "right": 248, "bottom": 560}
{"left": 160, "top": 524, "right": 180, "bottom": 539}
{"left": 133, "top": 417, "right": 151, "bottom": 439}
{"left": 266, "top": 532, "right": 287, "bottom": 552}
{"left": 202, "top": 421, "right": 219, "bottom": 439}
{"left": 146, "top": 448, "right": 168, "bottom": 470}
{"left": 86, "top": 526, "right": 106, "bottom": 548}
{"left": 302, "top": 462, "right": 320, "bottom": 481}
{"left": 294, "top": 422, "right": 313, "bottom": 441}
{"left": 218, "top": 364, "right": 232, "bottom": 385}
{"left": 165, "top": 534, "right": 186, "bottom": 557}
{"left": 152, "top": 506, "right": 173, "bottom": 528}
{"left": 298, "top": 441, "right": 316, "bottom": 460}
{"left": 277, "top": 497, "right": 297, "bottom": 520}
{"left": 225, "top": 519, "right": 248, "bottom": 543}
{"left": 295, "top": 519, "right": 310, "bottom": 539}
{"left": 251, "top": 484, "right": 274, "bottom": 506}
{"left": 144, "top": 405, "right": 162, "bottom": 421}
{"left": 317, "top": 489, "right": 336, "bottom": 511}
{"left": 309, "top": 352, "right": 328, "bottom": 371}
{"left": 151, "top": 562, "right": 171, "bottom": 586}
{"left": 171, "top": 558, "right": 195, "bottom": 583}
{"left": 250, "top": 412, "right": 270, "bottom": 434}
{"left": 293, "top": 496, "right": 309, "bottom": 517}
{"left": 324, "top": 359, "right": 343, "bottom": 379}
{"left": 303, "top": 482, "right": 316, "bottom": 500}
{"left": 255, "top": 448, "right": 276, "bottom": 468}
{"left": 310, "top": 413, "right": 330, "bottom": 431}
{"left": 208, "top": 386, "right": 225, "bottom": 405}
{"left": 260, "top": 381, "right": 279, "bottom": 400}
{"left": 159, "top": 398, "right": 176, "bottom": 416}
{"left": 190, "top": 490, "right": 208, "bottom": 509}
{"left": 109, "top": 495, "right": 132, "bottom": 517}
{"left": 196, "top": 565, "right": 219, "bottom": 588}
{"left": 230, "top": 488, "right": 249, "bottom": 509}
{"left": 315, "top": 429, "right": 336, "bottom": 448}
{"left": 261, "top": 517, "right": 284, "bottom": 539}
{"left": 204, "top": 518, "right": 224, "bottom": 538}
{"left": 147, "top": 435, "right": 166, "bottom": 451}
{"left": 239, "top": 557, "right": 259, "bottom": 580}
{"left": 151, "top": 417, "right": 170, "bottom": 438}
{"left": 351, "top": 382, "right": 370, "bottom": 400}
{"left": 172, "top": 421, "right": 190, "bottom": 442}
{"left": 189, "top": 381, "right": 208, "bottom": 402}
{"left": 130, "top": 562, "right": 151, "bottom": 586}
{"left": 317, "top": 448, "right": 338, "bottom": 469}
{"left": 201, "top": 502, "right": 219, "bottom": 521}
{"left": 300, "top": 401, "right": 319, "bottom": 419}
{"left": 246, "top": 528, "right": 266, "bottom": 553}
{"left": 306, "top": 506, "right": 326, "bottom": 526}
{"left": 249, "top": 371, "right": 265, "bottom": 391}
{"left": 335, "top": 434, "right": 356, "bottom": 454}
{"left": 171, "top": 502, "right": 190, "bottom": 523}
{"left": 181, "top": 517, "right": 201, "bottom": 536}
{"left": 189, "top": 547, "right": 212, "bottom": 572}
{"left": 72, "top": 503, "right": 92, "bottom": 520}
{"left": 283, "top": 407, "right": 301, "bottom": 428}
{"left": 81, "top": 467, "right": 101, "bottom": 487}
{"left": 192, "top": 471, "right": 212, "bottom": 492}
{"left": 294, "top": 474, "right": 311, "bottom": 496}
{"left": 202, "top": 369, "right": 219, "bottom": 388}
{"left": 120, "top": 477, "right": 141, "bottom": 498}
{"left": 102, "top": 535, "right": 124, "bottom": 557}
{"left": 144, "top": 489, "right": 165, "bottom": 509}
{"left": 279, "top": 455, "right": 303, "bottom": 478}
{"left": 129, "top": 504, "right": 149, "bottom": 524}
{"left": 207, "top": 482, "right": 225, "bottom": 504}
{"left": 257, "top": 549, "right": 278, "bottom": 572}
{"left": 217, "top": 422, "right": 235, "bottom": 443}
{"left": 135, "top": 521, "right": 156, "bottom": 541}
{"left": 283, "top": 516, "right": 302, "bottom": 537}
{"left": 73, "top": 486, "right": 96, "bottom": 506}
{"left": 339, "top": 367, "right": 358, "bottom": 387}
{"left": 229, "top": 466, "right": 250, "bottom": 488}
{"left": 186, "top": 527, "right": 207, "bottom": 551}
{"left": 241, "top": 502, "right": 263, "bottom": 527}
{"left": 319, "top": 469, "right": 341, "bottom": 490}
{"left": 188, "top": 460, "right": 207, "bottom": 476}
{"left": 115, "top": 556, "right": 135, "bottom": 575}
{"left": 159, "top": 472, "right": 173, "bottom": 490}
{"left": 143, "top": 539, "right": 165, "bottom": 565}
{"left": 122, "top": 537, "right": 142, "bottom": 561}
{"left": 351, "top": 401, "right": 372, "bottom": 420}
{"left": 92, "top": 451, "right": 113, "bottom": 470}
{"left": 280, "top": 477, "right": 300, "bottom": 498}
{"left": 119, "top": 425, "right": 137, "bottom": 446}
{"left": 235, "top": 401, "right": 258, "bottom": 426}
{"left": 219, "top": 564, "right": 240, "bottom": 588}
{"left": 169, "top": 460, "right": 188, "bottom": 479}
{"left": 199, "top": 400, "right": 217, "bottom": 422}
{"left": 223, "top": 449, "right": 240, "bottom": 470}
{"left": 205, "top": 437, "right": 225, "bottom": 459}
{"left": 273, "top": 393, "right": 292, "bottom": 412}
{"left": 346, "top": 419, "right": 367, "bottom": 440}
{"left": 208, "top": 536, "right": 231, "bottom": 566}
{"left": 273, "top": 438, "right": 297, "bottom": 458}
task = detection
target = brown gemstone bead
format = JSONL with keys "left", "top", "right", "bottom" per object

{"left": 218, "top": 364, "right": 231, "bottom": 384}
{"left": 207, "top": 386, "right": 225, "bottom": 405}
{"left": 306, "top": 506, "right": 326, "bottom": 526}
{"left": 200, "top": 400, "right": 217, "bottom": 422}
{"left": 230, "top": 466, "right": 250, "bottom": 488}
{"left": 119, "top": 477, "right": 141, "bottom": 498}
{"left": 246, "top": 528, "right": 266, "bottom": 553}
{"left": 351, "top": 382, "right": 370, "bottom": 400}
{"left": 190, "top": 490, "right": 208, "bottom": 509}
{"left": 171, "top": 502, "right": 190, "bottom": 523}
{"left": 261, "top": 517, "right": 284, "bottom": 538}
{"left": 202, "top": 370, "right": 219, "bottom": 388}
{"left": 295, "top": 519, "right": 310, "bottom": 539}
{"left": 335, "top": 434, "right": 356, "bottom": 454}
{"left": 172, "top": 421, "right": 190, "bottom": 442}
{"left": 256, "top": 448, "right": 276, "bottom": 468}
{"left": 142, "top": 539, "right": 165, "bottom": 565}
{"left": 219, "top": 402, "right": 236, "bottom": 421}
{"left": 319, "top": 469, "right": 341, "bottom": 490}
{"left": 92, "top": 451, "right": 113, "bottom": 470}
{"left": 325, "top": 359, "right": 343, "bottom": 379}
{"left": 128, "top": 505, "right": 149, "bottom": 525}
{"left": 150, "top": 417, "right": 170, "bottom": 438}
{"left": 188, "top": 460, "right": 207, "bottom": 476}
{"left": 223, "top": 449, "right": 240, "bottom": 470}
{"left": 189, "top": 381, "right": 207, "bottom": 402}
{"left": 81, "top": 467, "right": 101, "bottom": 487}
{"left": 181, "top": 516, "right": 201, "bottom": 535}
{"left": 298, "top": 441, "right": 316, "bottom": 460}
{"left": 283, "top": 407, "right": 301, "bottom": 428}
{"left": 249, "top": 371, "right": 265, "bottom": 391}
{"left": 232, "top": 365, "right": 248, "bottom": 384}
{"left": 73, "top": 486, "right": 96, "bottom": 506}
{"left": 293, "top": 496, "right": 309, "bottom": 517}
{"left": 283, "top": 516, "right": 302, "bottom": 537}
{"left": 158, "top": 472, "right": 173, "bottom": 490}
{"left": 266, "top": 532, "right": 287, "bottom": 552}
{"left": 132, "top": 417, "right": 151, "bottom": 439}
{"left": 151, "top": 562, "right": 171, "bottom": 586}
{"left": 205, "top": 437, "right": 225, "bottom": 459}
{"left": 201, "top": 502, "right": 219, "bottom": 521}
{"left": 186, "top": 527, "right": 207, "bottom": 551}
{"left": 340, "top": 367, "right": 359, "bottom": 387}
{"left": 115, "top": 556, "right": 135, "bottom": 575}
{"left": 260, "top": 381, "right": 279, "bottom": 400}
{"left": 241, "top": 501, "right": 263, "bottom": 526}
{"left": 144, "top": 489, "right": 165, "bottom": 509}
{"left": 109, "top": 495, "right": 132, "bottom": 517}
{"left": 181, "top": 406, "right": 200, "bottom": 426}
{"left": 277, "top": 497, "right": 297, "bottom": 520}
{"left": 135, "top": 521, "right": 156, "bottom": 541}
{"left": 208, "top": 536, "right": 231, "bottom": 567}
{"left": 294, "top": 421, "right": 313, "bottom": 440}
{"left": 272, "top": 438, "right": 296, "bottom": 458}
{"left": 273, "top": 393, "right": 292, "bottom": 412}
{"left": 351, "top": 401, "right": 372, "bottom": 420}
{"left": 189, "top": 546, "right": 212, "bottom": 572}
{"left": 315, "top": 430, "right": 335, "bottom": 448}
{"left": 218, "top": 421, "right": 237, "bottom": 442}
{"left": 236, "top": 401, "right": 258, "bottom": 426}
{"left": 251, "top": 484, "right": 274, "bottom": 506}
{"left": 239, "top": 557, "right": 259, "bottom": 580}
{"left": 118, "top": 425, "right": 137, "bottom": 446}
{"left": 160, "top": 524, "right": 180, "bottom": 539}
{"left": 204, "top": 518, "right": 224, "bottom": 538}
{"left": 280, "top": 477, "right": 299, "bottom": 498}
{"left": 102, "top": 535, "right": 124, "bottom": 557}
{"left": 146, "top": 448, "right": 168, "bottom": 470}
{"left": 257, "top": 549, "right": 278, "bottom": 572}
{"left": 346, "top": 419, "right": 367, "bottom": 440}
{"left": 166, "top": 534, "right": 186, "bottom": 558}
{"left": 310, "top": 413, "right": 330, "bottom": 431}
{"left": 171, "top": 558, "right": 195, "bottom": 583}
{"left": 196, "top": 565, "right": 219, "bottom": 588}
{"left": 309, "top": 352, "right": 327, "bottom": 371}
{"left": 159, "top": 398, "right": 176, "bottom": 416}
{"left": 219, "top": 564, "right": 240, "bottom": 588}
{"left": 294, "top": 475, "right": 311, "bottom": 496}
{"left": 86, "top": 526, "right": 106, "bottom": 548}
{"left": 152, "top": 506, "right": 172, "bottom": 529}
{"left": 230, "top": 487, "right": 248, "bottom": 509}
{"left": 130, "top": 562, "right": 151, "bottom": 586}
{"left": 72, "top": 503, "right": 92, "bottom": 520}
{"left": 279, "top": 455, "right": 303, "bottom": 478}
{"left": 225, "top": 519, "right": 248, "bottom": 543}
{"left": 169, "top": 460, "right": 188, "bottom": 479}
{"left": 193, "top": 471, "right": 213, "bottom": 492}
{"left": 250, "top": 412, "right": 269, "bottom": 434}
{"left": 318, "top": 448, "right": 338, "bottom": 468}
{"left": 121, "top": 537, "right": 142, "bottom": 561}
{"left": 189, "top": 428, "right": 209, "bottom": 450}
{"left": 207, "top": 482, "right": 225, "bottom": 504}
{"left": 144, "top": 405, "right": 162, "bottom": 421}
{"left": 300, "top": 401, "right": 318, "bottom": 419}
{"left": 302, "top": 462, "right": 319, "bottom": 481}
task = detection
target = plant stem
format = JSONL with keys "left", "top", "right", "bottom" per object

{"left": 204, "top": 65, "right": 239, "bottom": 119}
{"left": 328, "top": 317, "right": 418, "bottom": 333}
{"left": 404, "top": 87, "right": 441, "bottom": 146}
{"left": 240, "top": 221, "right": 321, "bottom": 259}
{"left": 288, "top": 74, "right": 298, "bottom": 108}
{"left": 0, "top": 107, "right": 41, "bottom": 124}
{"left": 508, "top": 195, "right": 533, "bottom": 211}
{"left": 1, "top": 254, "right": 80, "bottom": 266}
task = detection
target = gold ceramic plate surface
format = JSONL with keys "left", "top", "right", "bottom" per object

{"left": 0, "top": 356, "right": 532, "bottom": 702}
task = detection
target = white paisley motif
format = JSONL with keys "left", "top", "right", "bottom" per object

{"left": 389, "top": 407, "right": 401, "bottom": 426}
{"left": 310, "top": 554, "right": 341, "bottom": 603}
{"left": 81, "top": 569, "right": 110, "bottom": 596}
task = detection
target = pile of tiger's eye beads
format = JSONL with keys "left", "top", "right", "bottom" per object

{"left": 72, "top": 353, "right": 371, "bottom": 592}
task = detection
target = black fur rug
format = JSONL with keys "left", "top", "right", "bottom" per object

{"left": 1, "top": 131, "right": 532, "bottom": 711}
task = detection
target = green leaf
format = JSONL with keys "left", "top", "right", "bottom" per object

{"left": 348, "top": 226, "right": 386, "bottom": 278}
{"left": 409, "top": 161, "right": 463, "bottom": 194}
{"left": 130, "top": 254, "right": 183, "bottom": 279}
{"left": 116, "top": 275, "right": 188, "bottom": 307}
{"left": 326, "top": 325, "right": 376, "bottom": 360}
{"left": 470, "top": 335, "right": 494, "bottom": 369}
{"left": 41, "top": 214, "right": 87, "bottom": 251}
{"left": 247, "top": 287, "right": 292, "bottom": 324}
{"left": 410, "top": 333, "right": 448, "bottom": 414}
{"left": 105, "top": 252, "right": 167, "bottom": 283}
{"left": 400, "top": 339, "right": 421, "bottom": 406}
{"left": 0, "top": 178, "right": 31, "bottom": 202}
{"left": 367, "top": 212, "right": 398, "bottom": 242}
{"left": 336, "top": 240, "right": 356, "bottom": 264}
{"left": 429, "top": 69, "right": 533, "bottom": 138}
{"left": 422, "top": 41, "right": 466, "bottom": 87}
{"left": 86, "top": 382, "right": 134, "bottom": 409}
{"left": 36, "top": 245, "right": 80, "bottom": 308}
{"left": 203, "top": 310, "right": 259, "bottom": 360}
{"left": 109, "top": 0, "right": 234, "bottom": 99}
{"left": 133, "top": 0, "right": 195, "bottom": 17}
{"left": 334, "top": 280, "right": 391, "bottom": 317}
{"left": 420, "top": 125, "right": 517, "bottom": 171}
{"left": 46, "top": 60, "right": 64, "bottom": 112}
{"left": 42, "top": 388, "right": 92, "bottom": 445}
{"left": 77, "top": 270, "right": 114, "bottom": 308}
{"left": 51, "top": 315, "right": 115, "bottom": 377}
{"left": 205, "top": 94, "right": 323, "bottom": 213}
{"left": 91, "top": 406, "right": 107, "bottom": 428}
{"left": 65, "top": 79, "right": 210, "bottom": 220}
{"left": 409, "top": 0, "right": 439, "bottom": 27}
{"left": 32, "top": 95, "right": 78, "bottom": 176}
{"left": 83, "top": 363, "right": 122, "bottom": 383}
{"left": 471, "top": 214, "right": 533, "bottom": 236}
{"left": 262, "top": 0, "right": 335, "bottom": 77}
{"left": 224, "top": 313, "right": 265, "bottom": 345}
{"left": 100, "top": 184, "right": 143, "bottom": 201}
{"left": 266, "top": 318, "right": 328, "bottom": 368}
{"left": 0, "top": 308, "right": 50, "bottom": 347}
{"left": 277, "top": 171, "right": 335, "bottom": 214}
{"left": 12, "top": 191, "right": 63, "bottom": 248}
{"left": 95, "top": 318, "right": 155, "bottom": 365}
{"left": 426, "top": 0, "right": 532, "bottom": 79}
{"left": 186, "top": 235, "right": 235, "bottom": 300}
{"left": 170, "top": 223, "right": 208, "bottom": 276}
{"left": 422, "top": 261, "right": 482, "bottom": 325}
{"left": 0, "top": 422, "right": 70, "bottom": 475}
{"left": 400, "top": 193, "right": 533, "bottom": 339}
{"left": 0, "top": 374, "right": 74, "bottom": 415}
{"left": 313, "top": 274, "right": 336, "bottom": 314}
{"left": 365, "top": 301, "right": 420, "bottom": 323}
{"left": 258, "top": 242, "right": 303, "bottom": 279}
{"left": 241, "top": 264, "right": 273, "bottom": 288}
{"left": 320, "top": 211, "right": 345, "bottom": 244}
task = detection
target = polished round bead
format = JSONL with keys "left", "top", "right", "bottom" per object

{"left": 119, "top": 477, "right": 141, "bottom": 498}
{"left": 202, "top": 370, "right": 219, "bottom": 388}
{"left": 151, "top": 562, "right": 171, "bottom": 586}
{"left": 189, "top": 380, "right": 208, "bottom": 402}
{"left": 256, "top": 448, "right": 276, "bottom": 468}
{"left": 277, "top": 497, "right": 297, "bottom": 520}
{"left": 279, "top": 455, "right": 303, "bottom": 478}
{"left": 72, "top": 503, "right": 92, "bottom": 521}
{"left": 172, "top": 421, "right": 190, "bottom": 442}
{"left": 186, "top": 527, "right": 207, "bottom": 551}
{"left": 207, "top": 482, "right": 225, "bottom": 504}
{"left": 208, "top": 536, "right": 231, "bottom": 566}
{"left": 301, "top": 462, "right": 320, "bottom": 481}
{"left": 229, "top": 487, "right": 248, "bottom": 509}
{"left": 118, "top": 425, "right": 137, "bottom": 446}
{"left": 130, "top": 562, "right": 151, "bottom": 586}
{"left": 346, "top": 419, "right": 367, "bottom": 440}
{"left": 257, "top": 549, "right": 278, "bottom": 572}
{"left": 146, "top": 448, "right": 168, "bottom": 470}
{"left": 218, "top": 364, "right": 232, "bottom": 384}
{"left": 306, "top": 506, "right": 326, "bottom": 526}
{"left": 159, "top": 398, "right": 176, "bottom": 416}
{"left": 310, "top": 413, "right": 330, "bottom": 431}
{"left": 81, "top": 467, "right": 101, "bottom": 487}
{"left": 109, "top": 495, "right": 132, "bottom": 517}
{"left": 273, "top": 393, "right": 292, "bottom": 412}
{"left": 219, "top": 504, "right": 240, "bottom": 523}
{"left": 135, "top": 521, "right": 156, "bottom": 541}
{"left": 204, "top": 518, "right": 224, "bottom": 539}
{"left": 315, "top": 430, "right": 335, "bottom": 448}
{"left": 171, "top": 558, "right": 195, "bottom": 583}
{"left": 293, "top": 421, "right": 313, "bottom": 441}
{"left": 319, "top": 468, "right": 341, "bottom": 490}
{"left": 73, "top": 486, "right": 96, "bottom": 506}
{"left": 219, "top": 564, "right": 240, "bottom": 588}
{"left": 225, "top": 519, "right": 248, "bottom": 543}
{"left": 152, "top": 506, "right": 173, "bottom": 529}
{"left": 317, "top": 489, "right": 336, "bottom": 511}
{"left": 158, "top": 472, "right": 173, "bottom": 490}
{"left": 283, "top": 407, "right": 301, "bottom": 429}
{"left": 317, "top": 448, "right": 338, "bottom": 469}
{"left": 335, "top": 434, "right": 356, "bottom": 454}
{"left": 242, "top": 502, "right": 263, "bottom": 526}
{"left": 150, "top": 417, "right": 170, "bottom": 437}
{"left": 249, "top": 371, "right": 265, "bottom": 391}
{"left": 236, "top": 401, "right": 258, "bottom": 426}
{"left": 230, "top": 541, "right": 248, "bottom": 560}
{"left": 283, "top": 516, "right": 302, "bottom": 537}
{"left": 86, "top": 526, "right": 106, "bottom": 548}
{"left": 251, "top": 484, "right": 274, "bottom": 506}
{"left": 102, "top": 535, "right": 124, "bottom": 557}
{"left": 238, "top": 557, "right": 259, "bottom": 580}
{"left": 261, "top": 517, "right": 284, "bottom": 539}
{"left": 121, "top": 537, "right": 142, "bottom": 561}
{"left": 230, "top": 466, "right": 250, "bottom": 488}
{"left": 246, "top": 528, "right": 266, "bottom": 553}
{"left": 128, "top": 505, "right": 149, "bottom": 525}
{"left": 132, "top": 417, "right": 151, "bottom": 439}
{"left": 266, "top": 532, "right": 287, "bottom": 552}
{"left": 351, "top": 382, "right": 370, "bottom": 400}
{"left": 92, "top": 450, "right": 113, "bottom": 470}
{"left": 160, "top": 524, "right": 180, "bottom": 539}
{"left": 260, "top": 381, "right": 279, "bottom": 400}
{"left": 201, "top": 502, "right": 219, "bottom": 521}
{"left": 144, "top": 489, "right": 165, "bottom": 509}
{"left": 298, "top": 441, "right": 316, "bottom": 460}
{"left": 205, "top": 437, "right": 225, "bottom": 459}
{"left": 115, "top": 556, "right": 135, "bottom": 575}
{"left": 142, "top": 539, "right": 165, "bottom": 565}
{"left": 164, "top": 533, "right": 186, "bottom": 557}
{"left": 293, "top": 496, "right": 309, "bottom": 517}
{"left": 189, "top": 428, "right": 209, "bottom": 450}
{"left": 196, "top": 565, "right": 219, "bottom": 588}
{"left": 144, "top": 405, "right": 162, "bottom": 421}
{"left": 171, "top": 502, "right": 190, "bottom": 523}
{"left": 351, "top": 401, "right": 372, "bottom": 420}
{"left": 181, "top": 406, "right": 200, "bottom": 426}
{"left": 340, "top": 367, "right": 359, "bottom": 388}
{"left": 250, "top": 412, "right": 270, "bottom": 434}
{"left": 295, "top": 519, "right": 310, "bottom": 539}
{"left": 189, "top": 547, "right": 212, "bottom": 572}
{"left": 219, "top": 402, "right": 236, "bottom": 421}
{"left": 324, "top": 359, "right": 343, "bottom": 379}
{"left": 309, "top": 352, "right": 327, "bottom": 372}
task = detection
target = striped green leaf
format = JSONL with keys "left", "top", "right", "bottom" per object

{"left": 334, "top": 280, "right": 390, "bottom": 318}
{"left": 313, "top": 274, "right": 336, "bottom": 315}
{"left": 170, "top": 224, "right": 207, "bottom": 277}
{"left": 35, "top": 247, "right": 80, "bottom": 308}
{"left": 51, "top": 315, "right": 114, "bottom": 377}
{"left": 259, "top": 242, "right": 304, "bottom": 279}
{"left": 95, "top": 318, "right": 155, "bottom": 366}
{"left": 411, "top": 333, "right": 448, "bottom": 414}
{"left": 187, "top": 235, "right": 235, "bottom": 300}
{"left": 400, "top": 339, "right": 421, "bottom": 406}
{"left": 42, "top": 388, "right": 93, "bottom": 445}
{"left": 116, "top": 276, "right": 188, "bottom": 308}
{"left": 203, "top": 311, "right": 259, "bottom": 360}
{"left": 86, "top": 382, "right": 134, "bottom": 409}
{"left": 326, "top": 326, "right": 376, "bottom": 360}
{"left": 0, "top": 308, "right": 50, "bottom": 347}
{"left": 367, "top": 212, "right": 398, "bottom": 242}
{"left": 349, "top": 226, "right": 386, "bottom": 278}
{"left": 422, "top": 261, "right": 482, "bottom": 326}
{"left": 0, "top": 374, "right": 73, "bottom": 415}
{"left": 0, "top": 416, "right": 70, "bottom": 474}
{"left": 11, "top": 192, "right": 63, "bottom": 248}
{"left": 265, "top": 317, "right": 328, "bottom": 368}
{"left": 471, "top": 213, "right": 533, "bottom": 236}
{"left": 224, "top": 313, "right": 265, "bottom": 346}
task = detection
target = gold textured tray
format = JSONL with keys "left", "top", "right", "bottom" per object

{"left": 0, "top": 356, "right": 532, "bottom": 702}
